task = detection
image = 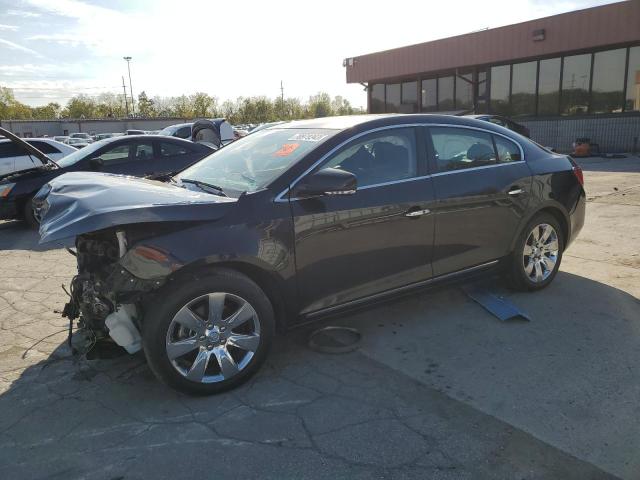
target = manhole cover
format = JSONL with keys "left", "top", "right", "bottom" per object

{"left": 308, "top": 326, "right": 362, "bottom": 354}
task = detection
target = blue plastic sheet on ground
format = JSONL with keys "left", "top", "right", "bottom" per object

{"left": 462, "top": 285, "right": 531, "bottom": 322}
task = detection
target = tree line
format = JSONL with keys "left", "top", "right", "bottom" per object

{"left": 0, "top": 87, "right": 364, "bottom": 124}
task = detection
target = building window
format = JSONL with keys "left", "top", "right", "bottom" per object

{"left": 511, "top": 61, "right": 537, "bottom": 116}
{"left": 385, "top": 83, "right": 401, "bottom": 113}
{"left": 421, "top": 79, "right": 437, "bottom": 112}
{"left": 561, "top": 54, "right": 591, "bottom": 115}
{"left": 490, "top": 65, "right": 511, "bottom": 115}
{"left": 438, "top": 76, "right": 454, "bottom": 110}
{"left": 455, "top": 73, "right": 473, "bottom": 111}
{"left": 537, "top": 57, "right": 561, "bottom": 115}
{"left": 400, "top": 81, "right": 418, "bottom": 113}
{"left": 626, "top": 46, "right": 640, "bottom": 112}
{"left": 370, "top": 84, "right": 385, "bottom": 113}
{"left": 591, "top": 48, "right": 626, "bottom": 114}
{"left": 476, "top": 70, "right": 488, "bottom": 114}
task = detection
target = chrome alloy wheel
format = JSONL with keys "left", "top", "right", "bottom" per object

{"left": 523, "top": 223, "right": 559, "bottom": 283}
{"left": 165, "top": 292, "right": 261, "bottom": 383}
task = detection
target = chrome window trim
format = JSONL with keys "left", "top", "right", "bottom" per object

{"left": 274, "top": 122, "right": 526, "bottom": 203}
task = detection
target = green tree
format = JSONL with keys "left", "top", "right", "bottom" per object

{"left": 307, "top": 92, "right": 333, "bottom": 118}
{"left": 137, "top": 91, "right": 156, "bottom": 117}
{"left": 0, "top": 86, "right": 32, "bottom": 120}
{"left": 32, "top": 102, "right": 61, "bottom": 119}
{"left": 62, "top": 95, "right": 97, "bottom": 118}
{"left": 190, "top": 92, "right": 217, "bottom": 117}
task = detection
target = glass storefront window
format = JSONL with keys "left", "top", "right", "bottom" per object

{"left": 591, "top": 48, "right": 626, "bottom": 113}
{"left": 371, "top": 84, "right": 385, "bottom": 113}
{"left": 456, "top": 73, "right": 473, "bottom": 111}
{"left": 626, "top": 46, "right": 640, "bottom": 112}
{"left": 400, "top": 81, "right": 418, "bottom": 113}
{"left": 490, "top": 65, "right": 510, "bottom": 115}
{"left": 476, "top": 70, "right": 488, "bottom": 114}
{"left": 385, "top": 83, "right": 401, "bottom": 113}
{"left": 438, "top": 76, "right": 454, "bottom": 111}
{"left": 421, "top": 79, "right": 437, "bottom": 112}
{"left": 561, "top": 54, "right": 591, "bottom": 115}
{"left": 537, "top": 58, "right": 561, "bottom": 115}
{"left": 511, "top": 61, "right": 537, "bottom": 116}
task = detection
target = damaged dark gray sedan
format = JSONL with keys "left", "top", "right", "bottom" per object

{"left": 37, "top": 114, "right": 586, "bottom": 394}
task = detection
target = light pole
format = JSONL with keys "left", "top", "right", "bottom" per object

{"left": 123, "top": 56, "right": 135, "bottom": 116}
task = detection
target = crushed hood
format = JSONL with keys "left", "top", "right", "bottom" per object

{"left": 37, "top": 172, "right": 236, "bottom": 244}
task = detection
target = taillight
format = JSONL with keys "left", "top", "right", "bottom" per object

{"left": 572, "top": 165, "right": 584, "bottom": 186}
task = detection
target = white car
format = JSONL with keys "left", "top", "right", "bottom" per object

{"left": 0, "top": 138, "right": 76, "bottom": 176}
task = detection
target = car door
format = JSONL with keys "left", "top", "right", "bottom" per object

{"left": 427, "top": 126, "right": 532, "bottom": 276}
{"left": 155, "top": 140, "right": 206, "bottom": 174}
{"left": 96, "top": 140, "right": 156, "bottom": 177}
{"left": 290, "top": 126, "right": 436, "bottom": 315}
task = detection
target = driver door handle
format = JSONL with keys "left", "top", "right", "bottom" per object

{"left": 405, "top": 208, "right": 431, "bottom": 218}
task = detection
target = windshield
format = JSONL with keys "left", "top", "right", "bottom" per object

{"left": 56, "top": 138, "right": 110, "bottom": 167}
{"left": 176, "top": 128, "right": 336, "bottom": 196}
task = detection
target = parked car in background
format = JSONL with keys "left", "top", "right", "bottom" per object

{"left": 158, "top": 123, "right": 193, "bottom": 139}
{"left": 126, "top": 129, "right": 146, "bottom": 136}
{"left": 35, "top": 114, "right": 585, "bottom": 394}
{"left": 466, "top": 115, "right": 530, "bottom": 137}
{"left": 70, "top": 132, "right": 93, "bottom": 143}
{"left": 0, "top": 130, "right": 212, "bottom": 227}
{"left": 53, "top": 135, "right": 70, "bottom": 144}
{"left": 0, "top": 138, "right": 76, "bottom": 176}
{"left": 94, "top": 133, "right": 115, "bottom": 141}
{"left": 68, "top": 138, "right": 90, "bottom": 148}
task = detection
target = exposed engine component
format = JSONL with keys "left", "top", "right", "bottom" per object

{"left": 105, "top": 304, "right": 142, "bottom": 353}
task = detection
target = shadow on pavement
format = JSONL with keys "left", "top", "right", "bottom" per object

{"left": 0, "top": 272, "right": 625, "bottom": 479}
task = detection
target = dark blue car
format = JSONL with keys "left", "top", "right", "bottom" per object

{"left": 0, "top": 132, "right": 212, "bottom": 227}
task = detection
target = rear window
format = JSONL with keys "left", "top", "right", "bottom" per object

{"left": 27, "top": 141, "right": 61, "bottom": 154}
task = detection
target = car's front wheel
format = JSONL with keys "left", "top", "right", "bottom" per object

{"left": 142, "top": 269, "right": 275, "bottom": 395}
{"left": 509, "top": 212, "right": 564, "bottom": 291}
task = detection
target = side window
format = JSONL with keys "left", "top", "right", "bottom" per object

{"left": 320, "top": 128, "right": 417, "bottom": 188}
{"left": 160, "top": 142, "right": 190, "bottom": 157}
{"left": 494, "top": 136, "right": 522, "bottom": 163}
{"left": 99, "top": 144, "right": 130, "bottom": 163}
{"left": 176, "top": 127, "right": 191, "bottom": 139}
{"left": 430, "top": 127, "right": 496, "bottom": 172}
{"left": 134, "top": 142, "right": 153, "bottom": 160}
{"left": 28, "top": 141, "right": 60, "bottom": 154}
{"left": 0, "top": 142, "right": 22, "bottom": 158}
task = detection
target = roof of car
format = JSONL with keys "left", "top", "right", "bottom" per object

{"left": 0, "top": 137, "right": 66, "bottom": 143}
{"left": 272, "top": 114, "right": 517, "bottom": 132}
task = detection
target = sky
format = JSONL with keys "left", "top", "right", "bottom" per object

{"left": 0, "top": 0, "right": 621, "bottom": 108}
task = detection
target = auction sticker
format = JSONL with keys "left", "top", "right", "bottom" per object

{"left": 274, "top": 143, "right": 300, "bottom": 156}
{"left": 288, "top": 133, "right": 328, "bottom": 142}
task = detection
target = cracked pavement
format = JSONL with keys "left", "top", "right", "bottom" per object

{"left": 0, "top": 156, "right": 638, "bottom": 479}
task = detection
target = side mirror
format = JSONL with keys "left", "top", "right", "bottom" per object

{"left": 294, "top": 168, "right": 357, "bottom": 198}
{"left": 89, "top": 157, "right": 104, "bottom": 171}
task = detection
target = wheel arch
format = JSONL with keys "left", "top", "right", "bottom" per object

{"left": 510, "top": 203, "right": 570, "bottom": 253}
{"left": 166, "top": 259, "right": 292, "bottom": 332}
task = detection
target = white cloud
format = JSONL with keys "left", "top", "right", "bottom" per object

{"left": 6, "top": 9, "right": 41, "bottom": 18}
{"left": 0, "top": 24, "right": 19, "bottom": 31}
{"left": 0, "top": 37, "right": 42, "bottom": 57}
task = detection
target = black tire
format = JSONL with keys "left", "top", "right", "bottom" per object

{"left": 142, "top": 268, "right": 275, "bottom": 395}
{"left": 508, "top": 212, "right": 564, "bottom": 291}
{"left": 23, "top": 196, "right": 39, "bottom": 230}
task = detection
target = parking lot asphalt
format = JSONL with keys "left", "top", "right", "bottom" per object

{"left": 1, "top": 156, "right": 638, "bottom": 480}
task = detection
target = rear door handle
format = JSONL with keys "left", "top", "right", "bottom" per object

{"left": 405, "top": 208, "right": 431, "bottom": 218}
{"left": 508, "top": 188, "right": 524, "bottom": 196}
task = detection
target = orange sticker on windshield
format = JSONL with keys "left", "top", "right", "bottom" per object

{"left": 273, "top": 143, "right": 300, "bottom": 157}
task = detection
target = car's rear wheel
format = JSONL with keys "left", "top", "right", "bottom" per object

{"left": 509, "top": 212, "right": 564, "bottom": 291}
{"left": 142, "top": 269, "right": 275, "bottom": 395}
